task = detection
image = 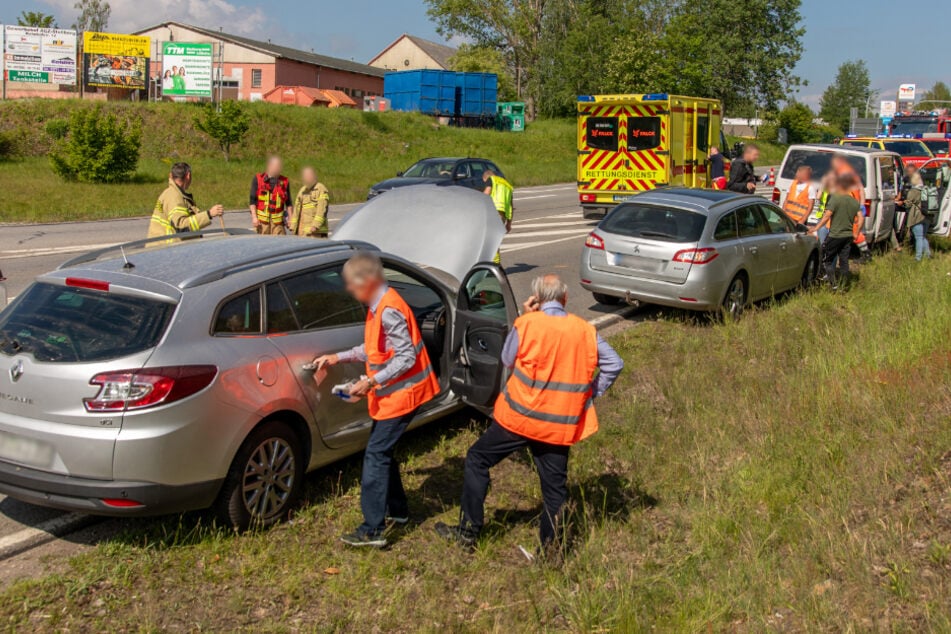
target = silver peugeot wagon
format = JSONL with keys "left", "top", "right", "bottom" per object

{"left": 580, "top": 189, "right": 820, "bottom": 317}
{"left": 0, "top": 186, "right": 516, "bottom": 529}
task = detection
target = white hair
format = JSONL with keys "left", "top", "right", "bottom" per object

{"left": 532, "top": 274, "right": 568, "bottom": 304}
{"left": 343, "top": 251, "right": 384, "bottom": 284}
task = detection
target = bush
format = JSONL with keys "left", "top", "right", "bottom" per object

{"left": 0, "top": 132, "right": 13, "bottom": 160}
{"left": 44, "top": 118, "right": 69, "bottom": 140}
{"left": 49, "top": 106, "right": 142, "bottom": 183}
{"left": 193, "top": 101, "right": 250, "bottom": 161}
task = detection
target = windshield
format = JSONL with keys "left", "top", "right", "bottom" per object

{"left": 0, "top": 283, "right": 175, "bottom": 363}
{"left": 891, "top": 120, "right": 938, "bottom": 136}
{"left": 402, "top": 160, "right": 459, "bottom": 178}
{"left": 883, "top": 141, "right": 931, "bottom": 157}
{"left": 781, "top": 150, "right": 868, "bottom": 186}
{"left": 600, "top": 204, "right": 706, "bottom": 243}
{"left": 921, "top": 140, "right": 949, "bottom": 155}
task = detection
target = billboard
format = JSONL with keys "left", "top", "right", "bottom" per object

{"left": 3, "top": 25, "right": 78, "bottom": 85}
{"left": 161, "top": 42, "right": 213, "bottom": 97}
{"left": 83, "top": 31, "right": 150, "bottom": 89}
{"left": 898, "top": 83, "right": 916, "bottom": 102}
{"left": 880, "top": 100, "right": 897, "bottom": 118}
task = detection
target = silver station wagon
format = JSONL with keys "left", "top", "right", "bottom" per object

{"left": 0, "top": 186, "right": 516, "bottom": 529}
{"left": 580, "top": 189, "right": 820, "bottom": 316}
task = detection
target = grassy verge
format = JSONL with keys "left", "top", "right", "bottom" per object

{"left": 1, "top": 252, "right": 949, "bottom": 631}
{"left": 727, "top": 134, "right": 787, "bottom": 166}
{"left": 0, "top": 101, "right": 575, "bottom": 223}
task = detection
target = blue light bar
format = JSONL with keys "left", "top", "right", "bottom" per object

{"left": 845, "top": 134, "right": 858, "bottom": 138}
{"left": 577, "top": 95, "right": 595, "bottom": 102}
{"left": 642, "top": 93, "right": 669, "bottom": 101}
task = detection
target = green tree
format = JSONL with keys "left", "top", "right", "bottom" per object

{"left": 72, "top": 0, "right": 110, "bottom": 32}
{"left": 193, "top": 101, "right": 250, "bottom": 162}
{"left": 17, "top": 11, "right": 58, "bottom": 27}
{"left": 426, "top": 0, "right": 549, "bottom": 117}
{"left": 819, "top": 60, "right": 870, "bottom": 133}
{"left": 660, "top": 0, "right": 804, "bottom": 112}
{"left": 50, "top": 107, "right": 141, "bottom": 183}
{"left": 449, "top": 44, "right": 517, "bottom": 102}
{"left": 918, "top": 81, "right": 951, "bottom": 111}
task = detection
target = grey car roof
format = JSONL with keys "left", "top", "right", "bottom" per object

{"left": 618, "top": 188, "right": 750, "bottom": 214}
{"left": 56, "top": 236, "right": 366, "bottom": 291}
{"left": 787, "top": 143, "right": 898, "bottom": 156}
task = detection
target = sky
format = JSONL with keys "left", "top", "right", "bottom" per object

{"left": 1, "top": 0, "right": 945, "bottom": 109}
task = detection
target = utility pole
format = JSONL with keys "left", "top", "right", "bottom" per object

{"left": 1, "top": 27, "right": 6, "bottom": 101}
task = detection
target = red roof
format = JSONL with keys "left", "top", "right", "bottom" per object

{"left": 262, "top": 85, "right": 357, "bottom": 108}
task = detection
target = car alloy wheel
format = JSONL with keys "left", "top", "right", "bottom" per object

{"left": 801, "top": 254, "right": 819, "bottom": 289}
{"left": 722, "top": 275, "right": 747, "bottom": 319}
{"left": 242, "top": 437, "right": 296, "bottom": 520}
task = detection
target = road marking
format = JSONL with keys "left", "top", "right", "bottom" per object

{"left": 509, "top": 220, "right": 594, "bottom": 230}
{"left": 513, "top": 194, "right": 557, "bottom": 201}
{"left": 0, "top": 512, "right": 92, "bottom": 560}
{"left": 505, "top": 229, "right": 591, "bottom": 239}
{"left": 511, "top": 211, "right": 580, "bottom": 225}
{"left": 501, "top": 234, "right": 587, "bottom": 254}
{"left": 0, "top": 242, "right": 119, "bottom": 259}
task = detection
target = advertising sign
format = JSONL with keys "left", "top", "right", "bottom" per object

{"left": 880, "top": 100, "right": 897, "bottom": 118}
{"left": 161, "top": 42, "right": 213, "bottom": 97}
{"left": 83, "top": 31, "right": 150, "bottom": 89}
{"left": 3, "top": 25, "right": 78, "bottom": 84}
{"left": 898, "top": 83, "right": 916, "bottom": 102}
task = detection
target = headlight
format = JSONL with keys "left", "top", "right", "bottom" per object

{"left": 368, "top": 189, "right": 379, "bottom": 199}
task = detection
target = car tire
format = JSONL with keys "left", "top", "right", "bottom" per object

{"left": 592, "top": 292, "right": 622, "bottom": 306}
{"left": 721, "top": 274, "right": 748, "bottom": 320}
{"left": 215, "top": 420, "right": 305, "bottom": 531}
{"left": 800, "top": 253, "right": 819, "bottom": 289}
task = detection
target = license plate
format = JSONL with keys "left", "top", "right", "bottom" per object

{"left": 606, "top": 251, "right": 620, "bottom": 266}
{"left": 0, "top": 431, "right": 53, "bottom": 467}
{"left": 613, "top": 194, "right": 635, "bottom": 203}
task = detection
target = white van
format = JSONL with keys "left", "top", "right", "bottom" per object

{"left": 774, "top": 144, "right": 903, "bottom": 245}
{"left": 918, "top": 158, "right": 951, "bottom": 238}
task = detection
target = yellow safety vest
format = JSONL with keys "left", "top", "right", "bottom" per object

{"left": 489, "top": 176, "right": 514, "bottom": 220}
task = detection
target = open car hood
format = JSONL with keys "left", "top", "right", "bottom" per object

{"left": 332, "top": 185, "right": 505, "bottom": 282}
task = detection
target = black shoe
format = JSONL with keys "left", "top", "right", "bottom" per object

{"left": 340, "top": 530, "right": 387, "bottom": 548}
{"left": 434, "top": 522, "right": 476, "bottom": 548}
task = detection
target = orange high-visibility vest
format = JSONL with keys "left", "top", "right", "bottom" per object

{"left": 493, "top": 311, "right": 599, "bottom": 446}
{"left": 783, "top": 181, "right": 813, "bottom": 224}
{"left": 365, "top": 288, "right": 439, "bottom": 420}
{"left": 255, "top": 173, "right": 290, "bottom": 224}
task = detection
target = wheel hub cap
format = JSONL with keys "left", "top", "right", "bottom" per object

{"left": 242, "top": 437, "right": 296, "bottom": 520}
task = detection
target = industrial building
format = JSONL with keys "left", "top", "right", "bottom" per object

{"left": 369, "top": 34, "right": 457, "bottom": 72}
{"left": 135, "top": 22, "right": 385, "bottom": 102}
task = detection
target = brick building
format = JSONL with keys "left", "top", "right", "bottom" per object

{"left": 135, "top": 22, "right": 384, "bottom": 102}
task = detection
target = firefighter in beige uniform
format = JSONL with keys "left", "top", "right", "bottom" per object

{"left": 149, "top": 162, "right": 224, "bottom": 239}
{"left": 289, "top": 167, "right": 330, "bottom": 237}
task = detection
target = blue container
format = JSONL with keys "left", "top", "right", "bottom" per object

{"left": 385, "top": 70, "right": 498, "bottom": 117}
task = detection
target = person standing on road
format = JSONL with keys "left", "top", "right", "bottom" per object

{"left": 810, "top": 173, "right": 860, "bottom": 289}
{"left": 782, "top": 165, "right": 817, "bottom": 225}
{"left": 905, "top": 172, "right": 933, "bottom": 262}
{"left": 313, "top": 252, "right": 439, "bottom": 548}
{"left": 435, "top": 274, "right": 624, "bottom": 557}
{"left": 289, "top": 167, "right": 330, "bottom": 238}
{"left": 709, "top": 146, "right": 727, "bottom": 190}
{"left": 250, "top": 156, "right": 292, "bottom": 235}
{"left": 726, "top": 144, "right": 760, "bottom": 194}
{"left": 483, "top": 170, "right": 514, "bottom": 264}
{"left": 148, "top": 162, "right": 224, "bottom": 239}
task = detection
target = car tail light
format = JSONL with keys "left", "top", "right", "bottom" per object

{"left": 772, "top": 188, "right": 781, "bottom": 203}
{"left": 66, "top": 277, "right": 110, "bottom": 292}
{"left": 673, "top": 248, "right": 719, "bottom": 264}
{"left": 101, "top": 498, "right": 144, "bottom": 508}
{"left": 584, "top": 232, "right": 605, "bottom": 250}
{"left": 580, "top": 193, "right": 596, "bottom": 204}
{"left": 84, "top": 365, "right": 218, "bottom": 412}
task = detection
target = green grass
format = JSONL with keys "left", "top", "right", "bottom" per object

{"left": 726, "top": 134, "right": 787, "bottom": 166}
{"left": 1, "top": 252, "right": 949, "bottom": 631}
{"left": 0, "top": 101, "right": 575, "bottom": 223}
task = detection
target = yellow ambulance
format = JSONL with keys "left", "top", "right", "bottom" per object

{"left": 577, "top": 93, "right": 727, "bottom": 215}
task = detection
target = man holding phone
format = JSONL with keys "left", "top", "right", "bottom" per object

{"left": 313, "top": 252, "right": 439, "bottom": 548}
{"left": 435, "top": 274, "right": 624, "bottom": 557}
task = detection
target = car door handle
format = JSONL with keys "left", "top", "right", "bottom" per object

{"left": 476, "top": 337, "right": 489, "bottom": 352}
{"left": 749, "top": 246, "right": 759, "bottom": 255}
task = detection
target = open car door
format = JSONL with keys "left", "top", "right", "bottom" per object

{"left": 450, "top": 264, "right": 519, "bottom": 411}
{"left": 919, "top": 159, "right": 951, "bottom": 237}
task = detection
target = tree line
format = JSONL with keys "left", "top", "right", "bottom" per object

{"left": 430, "top": 0, "right": 805, "bottom": 117}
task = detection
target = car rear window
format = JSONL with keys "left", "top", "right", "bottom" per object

{"left": 0, "top": 283, "right": 175, "bottom": 363}
{"left": 781, "top": 150, "right": 868, "bottom": 186}
{"left": 600, "top": 204, "right": 706, "bottom": 243}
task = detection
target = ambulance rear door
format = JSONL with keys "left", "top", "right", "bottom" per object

{"left": 621, "top": 97, "right": 669, "bottom": 193}
{"left": 693, "top": 100, "right": 717, "bottom": 189}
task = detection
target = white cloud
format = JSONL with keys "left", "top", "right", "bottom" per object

{"left": 43, "top": 0, "right": 267, "bottom": 35}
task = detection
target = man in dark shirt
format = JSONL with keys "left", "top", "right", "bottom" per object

{"left": 709, "top": 146, "right": 727, "bottom": 189}
{"left": 810, "top": 173, "right": 860, "bottom": 289}
{"left": 726, "top": 144, "right": 760, "bottom": 194}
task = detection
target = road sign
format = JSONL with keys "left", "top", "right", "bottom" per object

{"left": 880, "top": 100, "right": 897, "bottom": 118}
{"left": 7, "top": 70, "right": 50, "bottom": 83}
{"left": 898, "top": 83, "right": 916, "bottom": 102}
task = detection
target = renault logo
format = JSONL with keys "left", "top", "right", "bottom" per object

{"left": 9, "top": 360, "right": 23, "bottom": 383}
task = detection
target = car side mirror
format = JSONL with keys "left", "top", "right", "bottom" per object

{"left": 396, "top": 171, "right": 404, "bottom": 177}
{"left": 795, "top": 223, "right": 809, "bottom": 234}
